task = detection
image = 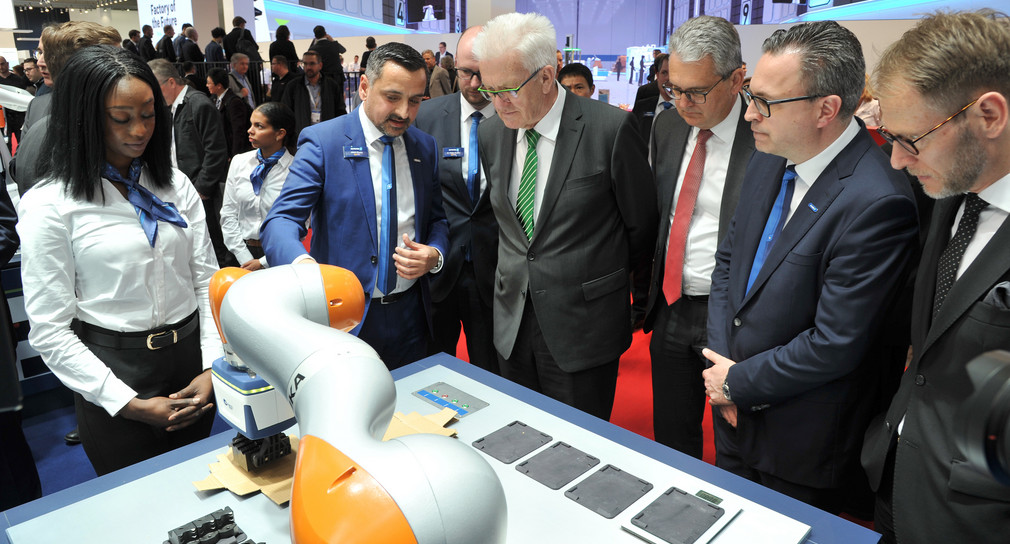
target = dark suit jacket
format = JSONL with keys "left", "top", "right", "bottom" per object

{"left": 224, "top": 27, "right": 255, "bottom": 60}
{"left": 10, "top": 94, "right": 51, "bottom": 194}
{"left": 205, "top": 41, "right": 226, "bottom": 64}
{"left": 308, "top": 39, "right": 345, "bottom": 79}
{"left": 631, "top": 95, "right": 660, "bottom": 148}
{"left": 125, "top": 40, "right": 139, "bottom": 56}
{"left": 181, "top": 39, "right": 203, "bottom": 63}
{"left": 413, "top": 93, "right": 499, "bottom": 306}
{"left": 636, "top": 82, "right": 659, "bottom": 103}
{"left": 139, "top": 36, "right": 157, "bottom": 61}
{"left": 260, "top": 108, "right": 449, "bottom": 335}
{"left": 218, "top": 90, "right": 252, "bottom": 158}
{"left": 280, "top": 74, "right": 346, "bottom": 140}
{"left": 479, "top": 89, "right": 658, "bottom": 371}
{"left": 270, "top": 71, "right": 297, "bottom": 103}
{"left": 174, "top": 88, "right": 228, "bottom": 198}
{"left": 269, "top": 40, "right": 299, "bottom": 71}
{"left": 707, "top": 124, "right": 919, "bottom": 490}
{"left": 185, "top": 73, "right": 209, "bottom": 96}
{"left": 156, "top": 35, "right": 176, "bottom": 62}
{"left": 643, "top": 99, "right": 753, "bottom": 331}
{"left": 862, "top": 194, "right": 1010, "bottom": 544}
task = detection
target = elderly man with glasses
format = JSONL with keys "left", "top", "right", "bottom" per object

{"left": 701, "top": 20, "right": 919, "bottom": 514}
{"left": 861, "top": 10, "right": 1010, "bottom": 544}
{"left": 472, "top": 13, "right": 657, "bottom": 420}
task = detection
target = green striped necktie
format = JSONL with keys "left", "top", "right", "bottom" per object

{"left": 517, "top": 129, "right": 540, "bottom": 239}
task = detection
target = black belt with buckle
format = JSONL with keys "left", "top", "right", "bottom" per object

{"left": 73, "top": 311, "right": 199, "bottom": 351}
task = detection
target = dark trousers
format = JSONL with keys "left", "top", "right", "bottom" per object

{"left": 358, "top": 285, "right": 429, "bottom": 371}
{"left": 0, "top": 410, "right": 42, "bottom": 510}
{"left": 874, "top": 442, "right": 898, "bottom": 544}
{"left": 75, "top": 318, "right": 215, "bottom": 476}
{"left": 649, "top": 295, "right": 709, "bottom": 459}
{"left": 430, "top": 262, "right": 499, "bottom": 374}
{"left": 497, "top": 298, "right": 619, "bottom": 421}
{"left": 713, "top": 414, "right": 844, "bottom": 514}
{"left": 203, "top": 194, "right": 238, "bottom": 268}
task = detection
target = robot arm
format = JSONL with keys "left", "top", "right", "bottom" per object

{"left": 211, "top": 264, "right": 507, "bottom": 544}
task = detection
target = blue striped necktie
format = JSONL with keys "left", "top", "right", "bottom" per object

{"left": 378, "top": 135, "right": 397, "bottom": 295}
{"left": 747, "top": 166, "right": 796, "bottom": 293}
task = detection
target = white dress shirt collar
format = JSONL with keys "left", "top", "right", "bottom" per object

{"left": 517, "top": 81, "right": 566, "bottom": 145}
{"left": 792, "top": 117, "right": 861, "bottom": 185}
{"left": 170, "top": 83, "right": 188, "bottom": 116}
{"left": 460, "top": 94, "right": 497, "bottom": 120}
{"left": 978, "top": 170, "right": 1010, "bottom": 216}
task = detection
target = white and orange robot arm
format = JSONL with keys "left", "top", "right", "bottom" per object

{"left": 209, "top": 264, "right": 507, "bottom": 544}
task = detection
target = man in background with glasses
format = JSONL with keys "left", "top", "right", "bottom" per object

{"left": 472, "top": 13, "right": 657, "bottom": 421}
{"left": 414, "top": 26, "right": 500, "bottom": 375}
{"left": 701, "top": 20, "right": 918, "bottom": 514}
{"left": 861, "top": 11, "right": 1010, "bottom": 544}
{"left": 642, "top": 16, "right": 753, "bottom": 461}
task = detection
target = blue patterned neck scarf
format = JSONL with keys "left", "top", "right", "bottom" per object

{"left": 102, "top": 159, "right": 188, "bottom": 247}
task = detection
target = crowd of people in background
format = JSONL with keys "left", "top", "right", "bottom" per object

{"left": 2, "top": 10, "right": 1010, "bottom": 544}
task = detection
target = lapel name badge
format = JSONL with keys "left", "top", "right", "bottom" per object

{"left": 343, "top": 146, "right": 367, "bottom": 159}
{"left": 644, "top": 111, "right": 655, "bottom": 117}
{"left": 807, "top": 203, "right": 819, "bottom": 213}
{"left": 443, "top": 147, "right": 464, "bottom": 159}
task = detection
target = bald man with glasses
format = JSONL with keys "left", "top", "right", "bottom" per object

{"left": 473, "top": 13, "right": 657, "bottom": 420}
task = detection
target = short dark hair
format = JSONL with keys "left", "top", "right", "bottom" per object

{"left": 163, "top": 25, "right": 173, "bottom": 33}
{"left": 181, "top": 23, "right": 192, "bottom": 30}
{"left": 211, "top": 27, "right": 226, "bottom": 39}
{"left": 271, "top": 55, "right": 288, "bottom": 64}
{"left": 557, "top": 62, "right": 593, "bottom": 89}
{"left": 255, "top": 102, "right": 297, "bottom": 154}
{"left": 364, "top": 42, "right": 425, "bottom": 83}
{"left": 302, "top": 50, "right": 321, "bottom": 64}
{"left": 22, "top": 58, "right": 36, "bottom": 68}
{"left": 142, "top": 25, "right": 152, "bottom": 33}
{"left": 439, "top": 41, "right": 447, "bottom": 47}
{"left": 129, "top": 29, "right": 140, "bottom": 39}
{"left": 42, "top": 45, "right": 173, "bottom": 202}
{"left": 207, "top": 67, "right": 229, "bottom": 89}
{"left": 275, "top": 25, "right": 290, "bottom": 41}
{"left": 365, "top": 36, "right": 376, "bottom": 49}
{"left": 181, "top": 61, "right": 194, "bottom": 73}
{"left": 232, "top": 16, "right": 246, "bottom": 27}
{"left": 313, "top": 25, "right": 326, "bottom": 39}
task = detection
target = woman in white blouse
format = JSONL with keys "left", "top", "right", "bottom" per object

{"left": 17, "top": 46, "right": 223, "bottom": 475}
{"left": 220, "top": 101, "right": 295, "bottom": 270}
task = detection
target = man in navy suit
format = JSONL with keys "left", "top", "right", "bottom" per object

{"left": 861, "top": 11, "right": 1010, "bottom": 544}
{"left": 702, "top": 21, "right": 919, "bottom": 513}
{"left": 413, "top": 26, "right": 500, "bottom": 374}
{"left": 262, "top": 43, "right": 449, "bottom": 370}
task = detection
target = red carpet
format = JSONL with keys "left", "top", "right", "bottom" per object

{"left": 456, "top": 329, "right": 717, "bottom": 465}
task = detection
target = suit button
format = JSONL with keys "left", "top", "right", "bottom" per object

{"left": 885, "top": 421, "right": 892, "bottom": 431}
{"left": 733, "top": 318, "right": 742, "bottom": 327}
{"left": 370, "top": 256, "right": 378, "bottom": 265}
{"left": 527, "top": 252, "right": 535, "bottom": 261}
{"left": 915, "top": 374, "right": 925, "bottom": 386}
{"left": 521, "top": 290, "right": 526, "bottom": 297}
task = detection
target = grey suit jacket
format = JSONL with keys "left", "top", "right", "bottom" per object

{"left": 479, "top": 90, "right": 658, "bottom": 372}
{"left": 414, "top": 93, "right": 499, "bottom": 306}
{"left": 643, "top": 97, "right": 754, "bottom": 330}
{"left": 10, "top": 94, "right": 52, "bottom": 194}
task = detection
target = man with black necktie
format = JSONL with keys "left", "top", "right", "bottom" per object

{"left": 262, "top": 43, "right": 448, "bottom": 370}
{"left": 702, "top": 21, "right": 918, "bottom": 513}
{"left": 860, "top": 10, "right": 1010, "bottom": 544}
{"left": 643, "top": 16, "right": 753, "bottom": 460}
{"left": 474, "top": 13, "right": 657, "bottom": 420}
{"left": 414, "top": 26, "right": 500, "bottom": 374}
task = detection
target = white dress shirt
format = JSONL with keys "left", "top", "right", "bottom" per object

{"left": 788, "top": 117, "right": 862, "bottom": 224}
{"left": 220, "top": 148, "right": 294, "bottom": 266}
{"left": 954, "top": 172, "right": 1010, "bottom": 279}
{"left": 510, "top": 81, "right": 567, "bottom": 224}
{"left": 459, "top": 95, "right": 497, "bottom": 197}
{"left": 666, "top": 98, "right": 742, "bottom": 295}
{"left": 359, "top": 107, "right": 419, "bottom": 297}
{"left": 169, "top": 84, "right": 189, "bottom": 169}
{"left": 17, "top": 168, "right": 223, "bottom": 416}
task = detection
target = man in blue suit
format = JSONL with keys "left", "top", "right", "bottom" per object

{"left": 702, "top": 22, "right": 919, "bottom": 513}
{"left": 262, "top": 43, "right": 449, "bottom": 370}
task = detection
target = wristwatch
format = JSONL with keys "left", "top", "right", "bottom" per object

{"left": 430, "top": 250, "right": 444, "bottom": 274}
{"left": 722, "top": 381, "right": 732, "bottom": 402}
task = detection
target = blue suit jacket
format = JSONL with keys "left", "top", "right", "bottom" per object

{"left": 261, "top": 108, "right": 449, "bottom": 333}
{"left": 707, "top": 124, "right": 919, "bottom": 489}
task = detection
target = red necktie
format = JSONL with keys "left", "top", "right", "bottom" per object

{"left": 662, "top": 129, "right": 713, "bottom": 304}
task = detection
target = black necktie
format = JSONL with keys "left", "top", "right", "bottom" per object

{"left": 934, "top": 192, "right": 988, "bottom": 317}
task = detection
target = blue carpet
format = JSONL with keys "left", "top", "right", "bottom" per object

{"left": 21, "top": 406, "right": 234, "bottom": 497}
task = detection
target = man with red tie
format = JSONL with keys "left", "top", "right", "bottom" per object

{"left": 643, "top": 16, "right": 753, "bottom": 460}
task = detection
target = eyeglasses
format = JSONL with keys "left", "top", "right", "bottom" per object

{"left": 478, "top": 67, "right": 542, "bottom": 101}
{"left": 663, "top": 76, "right": 726, "bottom": 104}
{"left": 743, "top": 85, "right": 824, "bottom": 118}
{"left": 457, "top": 67, "right": 481, "bottom": 83}
{"left": 877, "top": 98, "right": 979, "bottom": 156}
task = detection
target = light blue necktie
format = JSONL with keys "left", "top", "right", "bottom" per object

{"left": 468, "top": 111, "right": 483, "bottom": 207}
{"left": 377, "top": 135, "right": 398, "bottom": 295}
{"left": 747, "top": 166, "right": 796, "bottom": 293}
{"left": 102, "top": 159, "right": 188, "bottom": 247}
{"left": 662, "top": 101, "right": 673, "bottom": 110}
